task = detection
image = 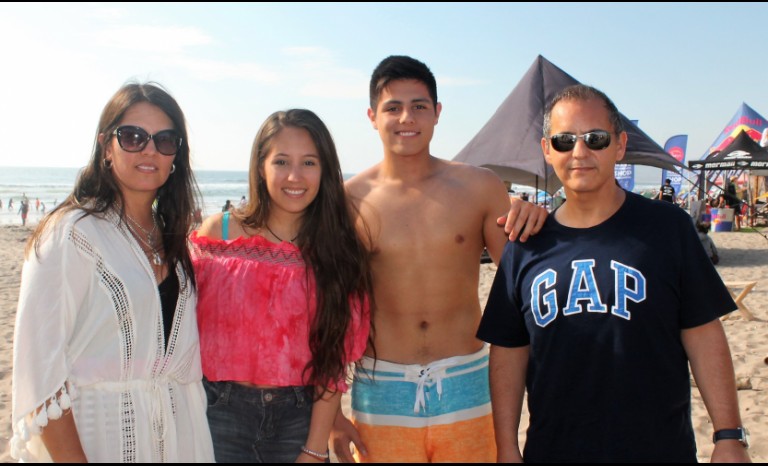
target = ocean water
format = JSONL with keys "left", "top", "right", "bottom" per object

{"left": 0, "top": 166, "right": 256, "bottom": 226}
{"left": 0, "top": 166, "right": 667, "bottom": 227}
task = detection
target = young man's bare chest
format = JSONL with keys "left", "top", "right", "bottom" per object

{"left": 368, "top": 186, "right": 484, "bottom": 261}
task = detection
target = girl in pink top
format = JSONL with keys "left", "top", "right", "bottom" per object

{"left": 190, "top": 109, "right": 372, "bottom": 463}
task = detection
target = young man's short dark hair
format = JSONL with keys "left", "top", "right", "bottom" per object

{"left": 369, "top": 55, "right": 438, "bottom": 112}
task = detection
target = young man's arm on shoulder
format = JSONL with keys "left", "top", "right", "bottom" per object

{"left": 489, "top": 344, "right": 529, "bottom": 462}
{"left": 483, "top": 173, "right": 547, "bottom": 242}
{"left": 682, "top": 319, "right": 751, "bottom": 463}
{"left": 481, "top": 170, "right": 518, "bottom": 264}
{"left": 499, "top": 198, "right": 548, "bottom": 242}
{"left": 478, "top": 169, "right": 510, "bottom": 265}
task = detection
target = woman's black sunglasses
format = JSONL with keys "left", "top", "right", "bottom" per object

{"left": 112, "top": 125, "right": 182, "bottom": 156}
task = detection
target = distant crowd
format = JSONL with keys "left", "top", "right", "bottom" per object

{"left": 3, "top": 194, "right": 57, "bottom": 226}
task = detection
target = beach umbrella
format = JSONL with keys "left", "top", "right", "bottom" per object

{"left": 453, "top": 55, "right": 684, "bottom": 195}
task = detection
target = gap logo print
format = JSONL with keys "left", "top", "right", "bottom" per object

{"left": 530, "top": 259, "right": 646, "bottom": 327}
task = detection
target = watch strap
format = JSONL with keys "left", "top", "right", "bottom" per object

{"left": 713, "top": 427, "right": 748, "bottom": 447}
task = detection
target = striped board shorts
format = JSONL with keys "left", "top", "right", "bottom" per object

{"left": 351, "top": 346, "right": 496, "bottom": 462}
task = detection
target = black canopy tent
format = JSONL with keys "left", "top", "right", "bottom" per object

{"left": 454, "top": 55, "right": 684, "bottom": 195}
{"left": 688, "top": 130, "right": 768, "bottom": 216}
{"left": 688, "top": 129, "right": 768, "bottom": 171}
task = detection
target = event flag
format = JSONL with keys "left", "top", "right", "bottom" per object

{"left": 663, "top": 135, "right": 687, "bottom": 194}
{"left": 614, "top": 120, "right": 638, "bottom": 191}
{"left": 615, "top": 164, "right": 635, "bottom": 191}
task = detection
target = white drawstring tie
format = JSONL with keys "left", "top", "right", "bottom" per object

{"left": 406, "top": 361, "right": 454, "bottom": 413}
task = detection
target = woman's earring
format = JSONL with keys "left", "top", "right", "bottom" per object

{"left": 170, "top": 164, "right": 176, "bottom": 174}
{"left": 103, "top": 158, "right": 113, "bottom": 169}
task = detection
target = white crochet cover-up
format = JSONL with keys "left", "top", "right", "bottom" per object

{"left": 11, "top": 210, "right": 214, "bottom": 462}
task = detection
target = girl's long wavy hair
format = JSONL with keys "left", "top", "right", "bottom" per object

{"left": 236, "top": 109, "right": 372, "bottom": 394}
{"left": 26, "top": 82, "right": 200, "bottom": 287}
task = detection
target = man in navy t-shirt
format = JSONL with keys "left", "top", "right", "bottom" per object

{"left": 478, "top": 85, "right": 750, "bottom": 462}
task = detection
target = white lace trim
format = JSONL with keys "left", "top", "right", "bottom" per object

{"left": 72, "top": 225, "right": 140, "bottom": 462}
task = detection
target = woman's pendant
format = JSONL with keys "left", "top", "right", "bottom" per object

{"left": 152, "top": 251, "right": 163, "bottom": 266}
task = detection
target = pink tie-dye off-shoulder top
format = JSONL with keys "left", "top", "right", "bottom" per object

{"left": 190, "top": 231, "right": 370, "bottom": 392}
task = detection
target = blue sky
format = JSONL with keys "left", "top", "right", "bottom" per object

{"left": 1, "top": 2, "right": 767, "bottom": 184}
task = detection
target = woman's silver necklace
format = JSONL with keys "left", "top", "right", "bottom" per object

{"left": 264, "top": 224, "right": 298, "bottom": 243}
{"left": 125, "top": 213, "right": 163, "bottom": 266}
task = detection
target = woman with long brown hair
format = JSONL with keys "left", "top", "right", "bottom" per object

{"left": 11, "top": 82, "right": 214, "bottom": 462}
{"left": 190, "top": 108, "right": 371, "bottom": 462}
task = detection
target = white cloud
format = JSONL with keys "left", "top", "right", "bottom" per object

{"left": 297, "top": 73, "right": 368, "bottom": 100}
{"left": 84, "top": 5, "right": 130, "bottom": 21}
{"left": 170, "top": 56, "right": 281, "bottom": 83}
{"left": 283, "top": 46, "right": 332, "bottom": 59}
{"left": 280, "top": 47, "right": 368, "bottom": 99}
{"left": 95, "top": 25, "right": 213, "bottom": 54}
{"left": 439, "top": 76, "right": 488, "bottom": 87}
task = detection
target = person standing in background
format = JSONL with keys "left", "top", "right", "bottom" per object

{"left": 18, "top": 198, "right": 29, "bottom": 226}
{"left": 697, "top": 222, "right": 719, "bottom": 264}
{"left": 552, "top": 189, "right": 565, "bottom": 210}
{"left": 723, "top": 176, "right": 741, "bottom": 230}
{"left": 723, "top": 176, "right": 739, "bottom": 208}
{"left": 657, "top": 178, "right": 676, "bottom": 203}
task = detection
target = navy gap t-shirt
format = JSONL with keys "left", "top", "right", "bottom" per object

{"left": 478, "top": 191, "right": 735, "bottom": 462}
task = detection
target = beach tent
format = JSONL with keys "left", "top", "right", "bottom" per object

{"left": 698, "top": 103, "right": 768, "bottom": 160}
{"left": 695, "top": 104, "right": 768, "bottom": 201}
{"left": 688, "top": 130, "right": 768, "bottom": 171}
{"left": 689, "top": 129, "right": 768, "bottom": 205}
{"left": 453, "top": 55, "right": 684, "bottom": 194}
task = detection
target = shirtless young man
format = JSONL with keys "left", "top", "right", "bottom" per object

{"left": 331, "top": 56, "right": 547, "bottom": 463}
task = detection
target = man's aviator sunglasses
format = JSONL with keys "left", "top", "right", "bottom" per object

{"left": 112, "top": 125, "right": 182, "bottom": 156}
{"left": 549, "top": 130, "right": 611, "bottom": 152}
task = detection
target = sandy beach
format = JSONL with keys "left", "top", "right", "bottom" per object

{"left": 0, "top": 224, "right": 766, "bottom": 462}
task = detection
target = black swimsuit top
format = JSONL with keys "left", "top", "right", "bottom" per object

{"left": 158, "top": 269, "right": 179, "bottom": 350}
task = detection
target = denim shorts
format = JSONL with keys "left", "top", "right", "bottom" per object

{"left": 204, "top": 379, "right": 314, "bottom": 463}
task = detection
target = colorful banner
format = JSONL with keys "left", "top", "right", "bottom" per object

{"left": 615, "top": 164, "right": 635, "bottom": 191}
{"left": 614, "top": 120, "right": 638, "bottom": 191}
{"left": 663, "top": 135, "right": 687, "bottom": 195}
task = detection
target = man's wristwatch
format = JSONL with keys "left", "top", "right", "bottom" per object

{"left": 713, "top": 427, "right": 750, "bottom": 448}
